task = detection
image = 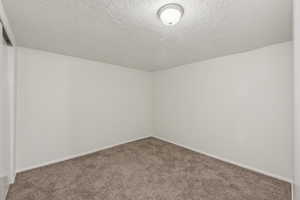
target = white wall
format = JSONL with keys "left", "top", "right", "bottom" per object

{"left": 153, "top": 42, "right": 293, "bottom": 182}
{"left": 16, "top": 48, "right": 153, "bottom": 171}
{"left": 0, "top": 2, "right": 16, "bottom": 199}
{"left": 0, "top": 22, "right": 10, "bottom": 200}
{"left": 17, "top": 42, "right": 293, "bottom": 184}
{"left": 294, "top": 0, "right": 300, "bottom": 197}
{"left": 7, "top": 46, "right": 16, "bottom": 184}
{"left": 0, "top": 29, "right": 15, "bottom": 200}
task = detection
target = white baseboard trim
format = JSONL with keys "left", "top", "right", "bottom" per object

{"left": 292, "top": 184, "right": 294, "bottom": 200}
{"left": 9, "top": 173, "right": 15, "bottom": 184}
{"left": 0, "top": 175, "right": 9, "bottom": 200}
{"left": 154, "top": 136, "right": 293, "bottom": 184}
{"left": 16, "top": 135, "right": 293, "bottom": 184}
{"left": 17, "top": 136, "right": 152, "bottom": 173}
{"left": 4, "top": 182, "right": 9, "bottom": 199}
{"left": 0, "top": 172, "right": 15, "bottom": 185}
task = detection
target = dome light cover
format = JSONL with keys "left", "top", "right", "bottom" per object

{"left": 158, "top": 4, "right": 184, "bottom": 26}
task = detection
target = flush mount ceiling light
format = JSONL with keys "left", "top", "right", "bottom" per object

{"left": 158, "top": 3, "right": 184, "bottom": 26}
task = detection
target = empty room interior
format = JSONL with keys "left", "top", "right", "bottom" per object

{"left": 1, "top": 0, "right": 300, "bottom": 200}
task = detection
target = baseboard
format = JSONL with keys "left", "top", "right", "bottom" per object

{"left": 292, "top": 184, "right": 294, "bottom": 200}
{"left": 154, "top": 136, "right": 293, "bottom": 184}
{"left": 9, "top": 173, "right": 15, "bottom": 184}
{"left": 0, "top": 171, "right": 15, "bottom": 185}
{"left": 3, "top": 182, "right": 8, "bottom": 200}
{"left": 17, "top": 136, "right": 152, "bottom": 173}
{"left": 0, "top": 175, "right": 9, "bottom": 200}
{"left": 16, "top": 135, "right": 293, "bottom": 184}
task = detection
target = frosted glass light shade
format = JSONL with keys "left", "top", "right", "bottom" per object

{"left": 158, "top": 4, "right": 184, "bottom": 26}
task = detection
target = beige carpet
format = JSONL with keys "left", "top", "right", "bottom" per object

{"left": 7, "top": 137, "right": 291, "bottom": 200}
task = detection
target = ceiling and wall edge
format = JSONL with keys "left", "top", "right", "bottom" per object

{"left": 0, "top": 1, "right": 15, "bottom": 46}
{"left": 16, "top": 41, "right": 293, "bottom": 72}
{"left": 3, "top": 0, "right": 292, "bottom": 71}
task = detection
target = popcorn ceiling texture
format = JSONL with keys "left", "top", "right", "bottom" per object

{"left": 3, "top": 0, "right": 292, "bottom": 70}
{"left": 7, "top": 138, "right": 291, "bottom": 200}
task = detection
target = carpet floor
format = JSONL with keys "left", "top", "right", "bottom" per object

{"left": 7, "top": 137, "right": 291, "bottom": 200}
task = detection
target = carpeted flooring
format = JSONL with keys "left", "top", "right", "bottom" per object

{"left": 7, "top": 137, "right": 291, "bottom": 200}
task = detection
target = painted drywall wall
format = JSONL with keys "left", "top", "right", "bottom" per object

{"left": 153, "top": 42, "right": 293, "bottom": 181}
{"left": 294, "top": 0, "right": 300, "bottom": 197}
{"left": 16, "top": 47, "right": 153, "bottom": 171}
{"left": 0, "top": 2, "right": 16, "bottom": 199}
{"left": 7, "top": 46, "right": 16, "bottom": 184}
{"left": 17, "top": 42, "right": 293, "bottom": 184}
{"left": 0, "top": 29, "right": 15, "bottom": 200}
{"left": 0, "top": 22, "right": 9, "bottom": 200}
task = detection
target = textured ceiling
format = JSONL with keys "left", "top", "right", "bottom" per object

{"left": 3, "top": 0, "right": 292, "bottom": 71}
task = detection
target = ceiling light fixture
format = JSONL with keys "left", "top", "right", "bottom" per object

{"left": 158, "top": 3, "right": 184, "bottom": 26}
